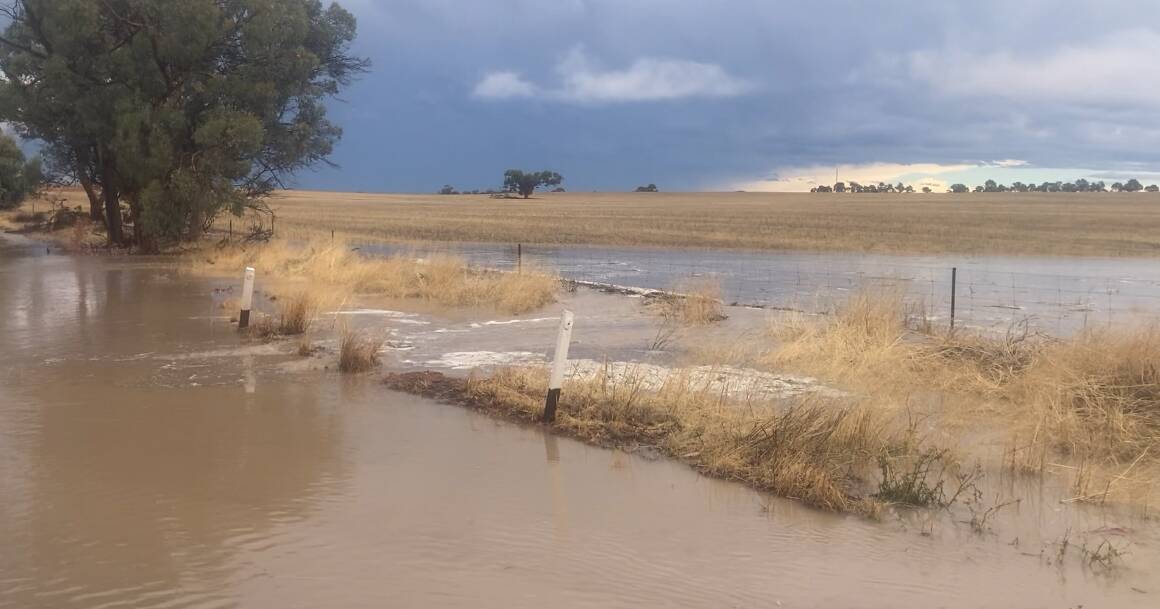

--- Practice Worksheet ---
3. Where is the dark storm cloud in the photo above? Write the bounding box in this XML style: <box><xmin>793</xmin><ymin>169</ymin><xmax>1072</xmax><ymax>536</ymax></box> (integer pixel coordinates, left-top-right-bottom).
<box><xmin>306</xmin><ymin>0</ymin><xmax>1160</xmax><ymax>192</ymax></box>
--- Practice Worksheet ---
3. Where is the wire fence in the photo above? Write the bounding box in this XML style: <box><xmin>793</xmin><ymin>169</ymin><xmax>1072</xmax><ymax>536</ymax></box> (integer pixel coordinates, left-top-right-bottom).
<box><xmin>358</xmin><ymin>241</ymin><xmax>1160</xmax><ymax>337</ymax></box>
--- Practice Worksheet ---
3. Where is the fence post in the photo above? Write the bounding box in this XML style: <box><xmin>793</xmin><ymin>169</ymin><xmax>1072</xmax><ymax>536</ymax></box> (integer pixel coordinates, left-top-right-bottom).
<box><xmin>950</xmin><ymin>267</ymin><xmax>957</xmax><ymax>331</ymax></box>
<box><xmin>238</xmin><ymin>266</ymin><xmax>255</xmax><ymax>329</ymax></box>
<box><xmin>542</xmin><ymin>310</ymin><xmax>575</xmax><ymax>423</ymax></box>
<box><xmin>229</xmin><ymin>218</ymin><xmax>232</xmax><ymax>240</ymax></box>
<box><xmin>517</xmin><ymin>243</ymin><xmax>523</xmax><ymax>274</ymax></box>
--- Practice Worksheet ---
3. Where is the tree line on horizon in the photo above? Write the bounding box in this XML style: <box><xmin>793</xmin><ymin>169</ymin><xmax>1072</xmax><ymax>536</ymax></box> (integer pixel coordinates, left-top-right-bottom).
<box><xmin>812</xmin><ymin>178</ymin><xmax>1160</xmax><ymax>194</ymax></box>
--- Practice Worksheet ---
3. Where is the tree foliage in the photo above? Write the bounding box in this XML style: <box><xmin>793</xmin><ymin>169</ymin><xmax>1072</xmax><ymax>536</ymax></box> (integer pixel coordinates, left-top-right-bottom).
<box><xmin>0</xmin><ymin>0</ymin><xmax>367</xmax><ymax>250</ymax></box>
<box><xmin>503</xmin><ymin>169</ymin><xmax>562</xmax><ymax>198</ymax></box>
<box><xmin>0</xmin><ymin>131</ymin><xmax>41</xmax><ymax>208</ymax></box>
<box><xmin>634</xmin><ymin>183</ymin><xmax>658</xmax><ymax>192</ymax></box>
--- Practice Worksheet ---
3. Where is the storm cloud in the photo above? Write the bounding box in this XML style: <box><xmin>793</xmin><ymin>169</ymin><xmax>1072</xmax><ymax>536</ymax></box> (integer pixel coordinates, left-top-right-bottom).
<box><xmin>310</xmin><ymin>0</ymin><xmax>1160</xmax><ymax>192</ymax></box>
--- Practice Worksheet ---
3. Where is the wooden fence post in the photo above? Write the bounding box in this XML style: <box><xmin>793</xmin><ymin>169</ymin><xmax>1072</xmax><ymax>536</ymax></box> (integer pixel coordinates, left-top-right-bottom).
<box><xmin>542</xmin><ymin>310</ymin><xmax>574</xmax><ymax>423</ymax></box>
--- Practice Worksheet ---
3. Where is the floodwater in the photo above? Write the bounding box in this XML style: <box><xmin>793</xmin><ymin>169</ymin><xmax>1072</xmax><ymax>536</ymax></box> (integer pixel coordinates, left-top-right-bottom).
<box><xmin>364</xmin><ymin>241</ymin><xmax>1160</xmax><ymax>335</ymax></box>
<box><xmin>2</xmin><ymin>234</ymin><xmax>1158</xmax><ymax>608</ymax></box>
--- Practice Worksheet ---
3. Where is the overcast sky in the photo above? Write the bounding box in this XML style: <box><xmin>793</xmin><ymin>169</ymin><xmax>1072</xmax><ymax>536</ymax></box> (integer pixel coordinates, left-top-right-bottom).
<box><xmin>304</xmin><ymin>0</ymin><xmax>1160</xmax><ymax>193</ymax></box>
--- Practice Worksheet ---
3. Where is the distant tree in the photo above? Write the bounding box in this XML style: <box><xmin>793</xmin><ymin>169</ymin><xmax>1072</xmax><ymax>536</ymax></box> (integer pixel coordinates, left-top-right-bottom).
<box><xmin>848</xmin><ymin>181</ymin><xmax>863</xmax><ymax>193</ymax></box>
<box><xmin>1011</xmin><ymin>182</ymin><xmax>1027</xmax><ymax>192</ymax></box>
<box><xmin>1092</xmin><ymin>181</ymin><xmax>1107</xmax><ymax>192</ymax></box>
<box><xmin>551</xmin><ymin>186</ymin><xmax>566</xmax><ymax>193</ymax></box>
<box><xmin>904</xmin><ymin>185</ymin><xmax>914</xmax><ymax>193</ymax></box>
<box><xmin>973</xmin><ymin>185</ymin><xmax>984</xmax><ymax>193</ymax></box>
<box><xmin>833</xmin><ymin>182</ymin><xmax>846</xmax><ymax>193</ymax></box>
<box><xmin>922</xmin><ymin>186</ymin><xmax>932</xmax><ymax>193</ymax></box>
<box><xmin>438</xmin><ymin>185</ymin><xmax>458</xmax><ymax>195</ymax></box>
<box><xmin>1112</xmin><ymin>182</ymin><xmax>1124</xmax><ymax>192</ymax></box>
<box><xmin>1074</xmin><ymin>178</ymin><xmax>1090</xmax><ymax>192</ymax></box>
<box><xmin>949</xmin><ymin>183</ymin><xmax>969</xmax><ymax>193</ymax></box>
<box><xmin>1061</xmin><ymin>182</ymin><xmax>1077</xmax><ymax>193</ymax></box>
<box><xmin>503</xmin><ymin>170</ymin><xmax>563</xmax><ymax>198</ymax></box>
<box><xmin>1125</xmin><ymin>178</ymin><xmax>1144</xmax><ymax>192</ymax></box>
<box><xmin>634</xmin><ymin>183</ymin><xmax>659</xmax><ymax>192</ymax></box>
<box><xmin>895</xmin><ymin>182</ymin><xmax>906</xmax><ymax>193</ymax></box>
<box><xmin>1147</xmin><ymin>185</ymin><xmax>1160</xmax><ymax>192</ymax></box>
<box><xmin>0</xmin><ymin>133</ymin><xmax>42</xmax><ymax>208</ymax></box>
<box><xmin>983</xmin><ymin>179</ymin><xmax>1000</xmax><ymax>193</ymax></box>
<box><xmin>815</xmin><ymin>185</ymin><xmax>833</xmax><ymax>193</ymax></box>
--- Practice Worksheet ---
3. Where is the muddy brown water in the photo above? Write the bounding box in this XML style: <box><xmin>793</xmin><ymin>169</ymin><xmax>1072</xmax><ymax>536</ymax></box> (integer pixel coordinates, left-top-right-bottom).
<box><xmin>1</xmin><ymin>235</ymin><xmax>1157</xmax><ymax>608</ymax></box>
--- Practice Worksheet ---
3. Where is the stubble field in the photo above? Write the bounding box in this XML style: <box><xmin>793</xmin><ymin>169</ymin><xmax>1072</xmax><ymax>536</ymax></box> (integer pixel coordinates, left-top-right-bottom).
<box><xmin>268</xmin><ymin>190</ymin><xmax>1160</xmax><ymax>257</ymax></box>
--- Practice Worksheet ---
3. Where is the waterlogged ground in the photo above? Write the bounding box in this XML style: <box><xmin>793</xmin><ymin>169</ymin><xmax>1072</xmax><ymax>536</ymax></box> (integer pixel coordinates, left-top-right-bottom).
<box><xmin>2</xmin><ymin>234</ymin><xmax>1159</xmax><ymax>608</ymax></box>
<box><xmin>363</xmin><ymin>241</ymin><xmax>1160</xmax><ymax>336</ymax></box>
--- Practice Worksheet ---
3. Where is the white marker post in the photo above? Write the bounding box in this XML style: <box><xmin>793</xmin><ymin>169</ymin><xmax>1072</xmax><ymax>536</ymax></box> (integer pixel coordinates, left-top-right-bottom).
<box><xmin>542</xmin><ymin>310</ymin><xmax>574</xmax><ymax>423</ymax></box>
<box><xmin>238</xmin><ymin>267</ymin><xmax>256</xmax><ymax>329</ymax></box>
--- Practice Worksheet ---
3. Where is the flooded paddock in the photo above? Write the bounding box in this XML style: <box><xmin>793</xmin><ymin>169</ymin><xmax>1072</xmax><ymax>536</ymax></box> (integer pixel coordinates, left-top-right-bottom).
<box><xmin>1</xmin><ymin>235</ymin><xmax>1158</xmax><ymax>608</ymax></box>
<box><xmin>363</xmin><ymin>241</ymin><xmax>1160</xmax><ymax>336</ymax></box>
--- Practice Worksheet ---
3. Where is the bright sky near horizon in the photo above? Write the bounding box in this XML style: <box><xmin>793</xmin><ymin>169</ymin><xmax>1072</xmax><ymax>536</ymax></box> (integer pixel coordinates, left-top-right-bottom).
<box><xmin>302</xmin><ymin>0</ymin><xmax>1160</xmax><ymax>193</ymax></box>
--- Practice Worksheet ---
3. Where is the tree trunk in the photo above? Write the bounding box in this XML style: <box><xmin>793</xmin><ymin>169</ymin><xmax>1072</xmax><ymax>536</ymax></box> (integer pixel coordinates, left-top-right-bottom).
<box><xmin>129</xmin><ymin>199</ymin><xmax>158</xmax><ymax>254</ymax></box>
<box><xmin>79</xmin><ymin>176</ymin><xmax>103</xmax><ymax>224</ymax></box>
<box><xmin>75</xmin><ymin>147</ymin><xmax>103</xmax><ymax>224</ymax></box>
<box><xmin>188</xmin><ymin>208</ymin><xmax>204</xmax><ymax>242</ymax></box>
<box><xmin>98</xmin><ymin>155</ymin><xmax>124</xmax><ymax>246</ymax></box>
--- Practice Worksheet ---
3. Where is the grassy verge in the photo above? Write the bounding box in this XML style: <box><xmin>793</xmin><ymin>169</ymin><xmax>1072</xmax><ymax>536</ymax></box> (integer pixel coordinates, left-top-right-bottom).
<box><xmin>190</xmin><ymin>238</ymin><xmax>559</xmax><ymax>315</ymax></box>
<box><xmin>384</xmin><ymin>365</ymin><xmax>966</xmax><ymax>515</ymax></box>
<box><xmin>766</xmin><ymin>291</ymin><xmax>1160</xmax><ymax>504</ymax></box>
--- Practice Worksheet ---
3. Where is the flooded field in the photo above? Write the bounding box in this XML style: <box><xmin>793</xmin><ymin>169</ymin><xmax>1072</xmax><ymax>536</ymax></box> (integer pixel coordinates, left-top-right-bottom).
<box><xmin>362</xmin><ymin>241</ymin><xmax>1160</xmax><ymax>336</ymax></box>
<box><xmin>2</xmin><ymin>234</ymin><xmax>1159</xmax><ymax>608</ymax></box>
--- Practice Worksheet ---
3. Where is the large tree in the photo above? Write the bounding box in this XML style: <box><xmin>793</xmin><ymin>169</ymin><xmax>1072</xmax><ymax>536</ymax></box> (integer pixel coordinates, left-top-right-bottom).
<box><xmin>503</xmin><ymin>169</ymin><xmax>562</xmax><ymax>198</ymax></box>
<box><xmin>0</xmin><ymin>0</ymin><xmax>367</xmax><ymax>251</ymax></box>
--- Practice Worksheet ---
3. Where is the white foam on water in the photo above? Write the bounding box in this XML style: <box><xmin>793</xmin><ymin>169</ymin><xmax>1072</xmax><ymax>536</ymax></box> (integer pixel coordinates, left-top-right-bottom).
<box><xmin>563</xmin><ymin>360</ymin><xmax>843</xmax><ymax>400</ymax></box>
<box><xmin>329</xmin><ymin>309</ymin><xmax>420</xmax><ymax>318</ymax></box>
<box><xmin>413</xmin><ymin>351</ymin><xmax>547</xmax><ymax>369</ymax></box>
<box><xmin>409</xmin><ymin>350</ymin><xmax>841</xmax><ymax>400</ymax></box>
<box><xmin>467</xmin><ymin>317</ymin><xmax>557</xmax><ymax>328</ymax></box>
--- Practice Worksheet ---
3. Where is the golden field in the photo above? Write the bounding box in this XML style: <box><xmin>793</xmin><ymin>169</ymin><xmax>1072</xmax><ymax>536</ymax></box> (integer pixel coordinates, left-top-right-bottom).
<box><xmin>269</xmin><ymin>190</ymin><xmax>1160</xmax><ymax>257</ymax></box>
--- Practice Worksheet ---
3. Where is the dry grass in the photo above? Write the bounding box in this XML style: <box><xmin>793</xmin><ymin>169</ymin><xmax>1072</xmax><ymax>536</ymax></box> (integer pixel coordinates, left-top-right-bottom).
<box><xmin>766</xmin><ymin>291</ymin><xmax>1160</xmax><ymax>503</ymax></box>
<box><xmin>649</xmin><ymin>277</ymin><xmax>726</xmax><ymax>326</ymax></box>
<box><xmin>276</xmin><ymin>291</ymin><xmax>316</xmax><ymax>335</ymax></box>
<box><xmin>338</xmin><ymin>327</ymin><xmax>382</xmax><ymax>373</ymax></box>
<box><xmin>383</xmin><ymin>365</ymin><xmax>954</xmax><ymax>515</ymax></box>
<box><xmin>264</xmin><ymin>190</ymin><xmax>1160</xmax><ymax>257</ymax></box>
<box><xmin>190</xmin><ymin>238</ymin><xmax>558</xmax><ymax>315</ymax></box>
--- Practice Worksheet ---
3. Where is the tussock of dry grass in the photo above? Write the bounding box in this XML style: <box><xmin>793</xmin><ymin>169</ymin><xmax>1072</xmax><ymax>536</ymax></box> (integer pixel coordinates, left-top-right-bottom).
<box><xmin>767</xmin><ymin>290</ymin><xmax>1160</xmax><ymax>502</ymax></box>
<box><xmin>1012</xmin><ymin>328</ymin><xmax>1160</xmax><ymax>462</ymax></box>
<box><xmin>192</xmin><ymin>239</ymin><xmax>557</xmax><ymax>315</ymax></box>
<box><xmin>339</xmin><ymin>327</ymin><xmax>382</xmax><ymax>373</ymax></box>
<box><xmin>277</xmin><ymin>291</ymin><xmax>316</xmax><ymax>335</ymax></box>
<box><xmin>385</xmin><ymin>365</ymin><xmax>928</xmax><ymax>514</ymax></box>
<box><xmin>646</xmin><ymin>277</ymin><xmax>726</xmax><ymax>329</ymax></box>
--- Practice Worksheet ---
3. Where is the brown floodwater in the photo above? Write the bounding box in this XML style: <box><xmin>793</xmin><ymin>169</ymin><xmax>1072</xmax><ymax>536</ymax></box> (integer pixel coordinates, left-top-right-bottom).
<box><xmin>1</xmin><ymin>234</ymin><xmax>1157</xmax><ymax>608</ymax></box>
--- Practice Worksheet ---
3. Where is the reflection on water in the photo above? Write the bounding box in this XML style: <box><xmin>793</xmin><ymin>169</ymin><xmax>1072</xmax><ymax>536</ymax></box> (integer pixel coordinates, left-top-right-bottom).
<box><xmin>1</xmin><ymin>235</ymin><xmax>1157</xmax><ymax>608</ymax></box>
